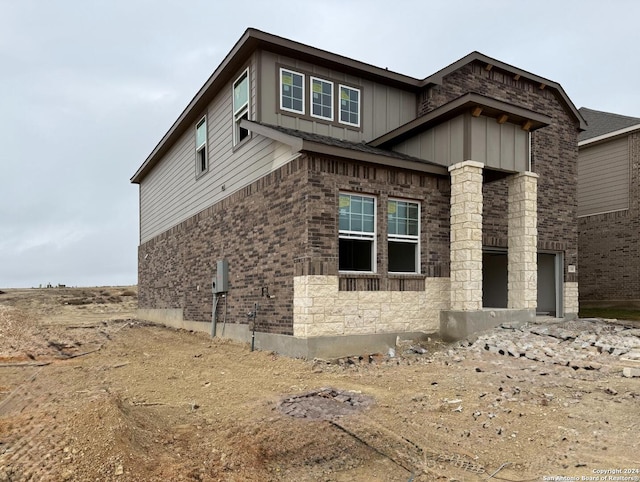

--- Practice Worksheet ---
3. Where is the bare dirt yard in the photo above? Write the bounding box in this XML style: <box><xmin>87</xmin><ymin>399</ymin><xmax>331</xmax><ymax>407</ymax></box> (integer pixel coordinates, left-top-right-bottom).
<box><xmin>1</xmin><ymin>287</ymin><xmax>639</xmax><ymax>481</ymax></box>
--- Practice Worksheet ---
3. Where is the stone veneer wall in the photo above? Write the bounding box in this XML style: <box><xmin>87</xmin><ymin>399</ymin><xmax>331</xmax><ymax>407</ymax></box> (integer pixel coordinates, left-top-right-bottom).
<box><xmin>579</xmin><ymin>133</ymin><xmax>640</xmax><ymax>303</ymax></box>
<box><xmin>448</xmin><ymin>161</ymin><xmax>483</xmax><ymax>311</ymax></box>
<box><xmin>564</xmin><ymin>282</ymin><xmax>579</xmax><ymax>315</ymax></box>
<box><xmin>508</xmin><ymin>172</ymin><xmax>538</xmax><ymax>310</ymax></box>
<box><xmin>293</xmin><ymin>275</ymin><xmax>450</xmax><ymax>336</ymax></box>
<box><xmin>420</xmin><ymin>61</ymin><xmax>580</xmax><ymax>290</ymax></box>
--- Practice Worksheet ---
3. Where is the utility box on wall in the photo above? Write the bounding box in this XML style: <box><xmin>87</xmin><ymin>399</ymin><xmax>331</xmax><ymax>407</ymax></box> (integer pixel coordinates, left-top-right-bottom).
<box><xmin>213</xmin><ymin>259</ymin><xmax>229</xmax><ymax>293</ymax></box>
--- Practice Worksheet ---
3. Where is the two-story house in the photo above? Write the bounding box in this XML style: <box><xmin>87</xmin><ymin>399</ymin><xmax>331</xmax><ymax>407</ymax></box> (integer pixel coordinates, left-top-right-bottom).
<box><xmin>578</xmin><ymin>107</ymin><xmax>640</xmax><ymax>309</ymax></box>
<box><xmin>131</xmin><ymin>29</ymin><xmax>585</xmax><ymax>358</ymax></box>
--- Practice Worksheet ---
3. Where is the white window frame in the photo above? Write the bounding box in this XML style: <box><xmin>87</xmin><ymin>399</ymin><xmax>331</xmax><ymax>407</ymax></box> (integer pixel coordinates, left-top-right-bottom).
<box><xmin>338</xmin><ymin>84</ymin><xmax>360</xmax><ymax>127</ymax></box>
<box><xmin>387</xmin><ymin>198</ymin><xmax>420</xmax><ymax>274</ymax></box>
<box><xmin>338</xmin><ymin>193</ymin><xmax>377</xmax><ymax>273</ymax></box>
<box><xmin>280</xmin><ymin>68</ymin><xmax>305</xmax><ymax>115</ymax></box>
<box><xmin>195</xmin><ymin>115</ymin><xmax>208</xmax><ymax>176</ymax></box>
<box><xmin>310</xmin><ymin>76</ymin><xmax>333</xmax><ymax>121</ymax></box>
<box><xmin>233</xmin><ymin>68</ymin><xmax>250</xmax><ymax>146</ymax></box>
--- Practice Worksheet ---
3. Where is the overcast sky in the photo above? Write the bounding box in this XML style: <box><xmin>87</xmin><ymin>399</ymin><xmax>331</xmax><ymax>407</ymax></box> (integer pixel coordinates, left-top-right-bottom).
<box><xmin>1</xmin><ymin>0</ymin><xmax>639</xmax><ymax>288</ymax></box>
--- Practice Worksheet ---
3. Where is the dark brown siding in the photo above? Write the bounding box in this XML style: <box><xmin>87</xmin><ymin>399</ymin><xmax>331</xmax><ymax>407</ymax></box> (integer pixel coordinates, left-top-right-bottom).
<box><xmin>579</xmin><ymin>133</ymin><xmax>640</xmax><ymax>301</ymax></box>
<box><xmin>420</xmin><ymin>61</ymin><xmax>580</xmax><ymax>281</ymax></box>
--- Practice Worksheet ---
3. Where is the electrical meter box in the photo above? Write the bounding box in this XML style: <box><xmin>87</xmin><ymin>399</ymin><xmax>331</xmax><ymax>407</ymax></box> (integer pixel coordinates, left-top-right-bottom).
<box><xmin>212</xmin><ymin>259</ymin><xmax>229</xmax><ymax>293</ymax></box>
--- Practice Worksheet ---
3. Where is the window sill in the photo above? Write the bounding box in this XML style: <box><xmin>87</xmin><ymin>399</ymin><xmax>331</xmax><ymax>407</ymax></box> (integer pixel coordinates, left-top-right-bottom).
<box><xmin>195</xmin><ymin>168</ymin><xmax>209</xmax><ymax>180</ymax></box>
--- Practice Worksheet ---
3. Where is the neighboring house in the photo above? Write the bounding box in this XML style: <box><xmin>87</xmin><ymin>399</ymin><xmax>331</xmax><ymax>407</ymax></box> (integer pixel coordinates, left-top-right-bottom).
<box><xmin>131</xmin><ymin>29</ymin><xmax>585</xmax><ymax>358</ymax></box>
<box><xmin>578</xmin><ymin>107</ymin><xmax>640</xmax><ymax>308</ymax></box>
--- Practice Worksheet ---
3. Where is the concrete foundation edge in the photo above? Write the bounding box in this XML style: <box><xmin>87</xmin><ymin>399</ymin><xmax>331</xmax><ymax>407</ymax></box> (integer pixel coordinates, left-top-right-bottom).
<box><xmin>440</xmin><ymin>308</ymin><xmax>535</xmax><ymax>341</ymax></box>
<box><xmin>137</xmin><ymin>308</ymin><xmax>432</xmax><ymax>359</ymax></box>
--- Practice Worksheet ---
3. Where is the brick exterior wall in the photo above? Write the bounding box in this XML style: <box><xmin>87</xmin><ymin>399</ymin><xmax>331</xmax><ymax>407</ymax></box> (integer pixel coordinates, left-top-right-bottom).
<box><xmin>420</xmin><ymin>61</ymin><xmax>581</xmax><ymax>283</ymax></box>
<box><xmin>138</xmin><ymin>58</ymin><xmax>582</xmax><ymax>335</ymax></box>
<box><xmin>138</xmin><ymin>154</ymin><xmax>449</xmax><ymax>335</ymax></box>
<box><xmin>138</xmin><ymin>158</ymin><xmax>309</xmax><ymax>335</ymax></box>
<box><xmin>579</xmin><ymin>133</ymin><xmax>640</xmax><ymax>301</ymax></box>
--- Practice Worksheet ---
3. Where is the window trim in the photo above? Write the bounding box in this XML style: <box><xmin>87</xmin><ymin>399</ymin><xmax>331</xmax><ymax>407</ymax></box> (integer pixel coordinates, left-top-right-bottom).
<box><xmin>338</xmin><ymin>84</ymin><xmax>361</xmax><ymax>127</ymax></box>
<box><xmin>279</xmin><ymin>68</ymin><xmax>305</xmax><ymax>115</ymax></box>
<box><xmin>195</xmin><ymin>115</ymin><xmax>208</xmax><ymax>177</ymax></box>
<box><xmin>387</xmin><ymin>198</ymin><xmax>420</xmax><ymax>274</ymax></box>
<box><xmin>338</xmin><ymin>192</ymin><xmax>377</xmax><ymax>273</ymax></box>
<box><xmin>310</xmin><ymin>76</ymin><xmax>333</xmax><ymax>121</ymax></box>
<box><xmin>233</xmin><ymin>68</ymin><xmax>250</xmax><ymax>146</ymax></box>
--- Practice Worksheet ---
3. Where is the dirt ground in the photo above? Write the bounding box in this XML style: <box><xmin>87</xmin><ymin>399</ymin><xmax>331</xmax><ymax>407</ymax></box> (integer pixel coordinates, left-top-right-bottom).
<box><xmin>1</xmin><ymin>288</ymin><xmax>639</xmax><ymax>482</ymax></box>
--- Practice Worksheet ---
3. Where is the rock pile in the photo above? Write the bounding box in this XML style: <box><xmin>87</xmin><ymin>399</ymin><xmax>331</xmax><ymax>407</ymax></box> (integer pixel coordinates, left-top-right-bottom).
<box><xmin>277</xmin><ymin>388</ymin><xmax>373</xmax><ymax>420</ymax></box>
<box><xmin>469</xmin><ymin>318</ymin><xmax>640</xmax><ymax>372</ymax></box>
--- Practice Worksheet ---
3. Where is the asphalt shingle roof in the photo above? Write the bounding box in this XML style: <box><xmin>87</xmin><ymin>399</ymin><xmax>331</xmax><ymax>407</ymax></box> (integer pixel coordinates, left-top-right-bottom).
<box><xmin>258</xmin><ymin>123</ymin><xmax>442</xmax><ymax>167</ymax></box>
<box><xmin>579</xmin><ymin>107</ymin><xmax>640</xmax><ymax>142</ymax></box>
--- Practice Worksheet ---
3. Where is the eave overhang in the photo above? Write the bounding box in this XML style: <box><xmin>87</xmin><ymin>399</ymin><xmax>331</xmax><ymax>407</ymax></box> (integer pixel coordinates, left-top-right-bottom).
<box><xmin>578</xmin><ymin>123</ymin><xmax>640</xmax><ymax>147</ymax></box>
<box><xmin>369</xmin><ymin>92</ymin><xmax>553</xmax><ymax>149</ymax></box>
<box><xmin>423</xmin><ymin>51</ymin><xmax>587</xmax><ymax>132</ymax></box>
<box><xmin>242</xmin><ymin>120</ymin><xmax>448</xmax><ymax>177</ymax></box>
<box><xmin>131</xmin><ymin>30</ymin><xmax>585</xmax><ymax>184</ymax></box>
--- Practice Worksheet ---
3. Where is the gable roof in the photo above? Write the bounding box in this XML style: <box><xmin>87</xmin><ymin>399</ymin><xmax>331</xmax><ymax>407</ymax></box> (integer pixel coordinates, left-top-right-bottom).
<box><xmin>131</xmin><ymin>29</ymin><xmax>585</xmax><ymax>183</ymax></box>
<box><xmin>578</xmin><ymin>107</ymin><xmax>640</xmax><ymax>144</ymax></box>
<box><xmin>241</xmin><ymin>120</ymin><xmax>448</xmax><ymax>176</ymax></box>
<box><xmin>369</xmin><ymin>92</ymin><xmax>553</xmax><ymax>149</ymax></box>
<box><xmin>425</xmin><ymin>51</ymin><xmax>586</xmax><ymax>132</ymax></box>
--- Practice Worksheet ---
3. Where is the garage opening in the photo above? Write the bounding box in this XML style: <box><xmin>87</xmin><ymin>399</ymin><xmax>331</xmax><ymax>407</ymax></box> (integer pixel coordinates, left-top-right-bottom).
<box><xmin>483</xmin><ymin>249</ymin><xmax>508</xmax><ymax>308</ymax></box>
<box><xmin>537</xmin><ymin>252</ymin><xmax>562</xmax><ymax>317</ymax></box>
<box><xmin>482</xmin><ymin>249</ymin><xmax>563</xmax><ymax>316</ymax></box>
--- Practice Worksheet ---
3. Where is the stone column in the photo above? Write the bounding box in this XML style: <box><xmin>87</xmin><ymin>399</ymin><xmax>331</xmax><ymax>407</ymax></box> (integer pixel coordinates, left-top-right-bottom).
<box><xmin>508</xmin><ymin>172</ymin><xmax>538</xmax><ymax>310</ymax></box>
<box><xmin>449</xmin><ymin>161</ymin><xmax>484</xmax><ymax>311</ymax></box>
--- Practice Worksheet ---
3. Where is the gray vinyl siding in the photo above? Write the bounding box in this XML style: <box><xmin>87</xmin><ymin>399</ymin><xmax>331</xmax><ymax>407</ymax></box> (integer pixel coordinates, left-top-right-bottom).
<box><xmin>391</xmin><ymin>114</ymin><xmax>528</xmax><ymax>171</ymax></box>
<box><xmin>139</xmin><ymin>55</ymin><xmax>297</xmax><ymax>243</ymax></box>
<box><xmin>578</xmin><ymin>136</ymin><xmax>629</xmax><ymax>217</ymax></box>
<box><xmin>258</xmin><ymin>50</ymin><xmax>416</xmax><ymax>142</ymax></box>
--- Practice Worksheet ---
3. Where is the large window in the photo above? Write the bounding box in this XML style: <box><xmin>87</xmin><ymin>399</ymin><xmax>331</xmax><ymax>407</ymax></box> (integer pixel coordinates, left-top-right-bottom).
<box><xmin>339</xmin><ymin>193</ymin><xmax>376</xmax><ymax>272</ymax></box>
<box><xmin>195</xmin><ymin>116</ymin><xmax>207</xmax><ymax>176</ymax></box>
<box><xmin>280</xmin><ymin>68</ymin><xmax>304</xmax><ymax>114</ymax></box>
<box><xmin>387</xmin><ymin>199</ymin><xmax>420</xmax><ymax>273</ymax></box>
<box><xmin>339</xmin><ymin>84</ymin><xmax>360</xmax><ymax>127</ymax></box>
<box><xmin>233</xmin><ymin>69</ymin><xmax>249</xmax><ymax>145</ymax></box>
<box><xmin>310</xmin><ymin>77</ymin><xmax>333</xmax><ymax>121</ymax></box>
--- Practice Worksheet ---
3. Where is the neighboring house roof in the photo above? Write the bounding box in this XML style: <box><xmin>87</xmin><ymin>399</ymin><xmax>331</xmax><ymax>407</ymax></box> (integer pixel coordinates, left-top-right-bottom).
<box><xmin>131</xmin><ymin>28</ymin><xmax>585</xmax><ymax>184</ymax></box>
<box><xmin>579</xmin><ymin>107</ymin><xmax>640</xmax><ymax>144</ymax></box>
<box><xmin>241</xmin><ymin>120</ymin><xmax>448</xmax><ymax>176</ymax></box>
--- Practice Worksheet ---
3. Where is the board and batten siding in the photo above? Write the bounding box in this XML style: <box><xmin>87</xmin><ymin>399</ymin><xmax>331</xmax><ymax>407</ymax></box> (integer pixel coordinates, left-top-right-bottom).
<box><xmin>139</xmin><ymin>56</ymin><xmax>297</xmax><ymax>243</ymax></box>
<box><xmin>258</xmin><ymin>50</ymin><xmax>417</xmax><ymax>142</ymax></box>
<box><xmin>391</xmin><ymin>114</ymin><xmax>528</xmax><ymax>172</ymax></box>
<box><xmin>578</xmin><ymin>136</ymin><xmax>629</xmax><ymax>217</ymax></box>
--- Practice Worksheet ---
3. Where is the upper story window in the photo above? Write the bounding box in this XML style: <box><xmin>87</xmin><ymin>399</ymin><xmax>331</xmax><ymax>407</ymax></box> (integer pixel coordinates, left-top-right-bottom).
<box><xmin>233</xmin><ymin>69</ymin><xmax>250</xmax><ymax>145</ymax></box>
<box><xmin>195</xmin><ymin>116</ymin><xmax>207</xmax><ymax>176</ymax></box>
<box><xmin>387</xmin><ymin>199</ymin><xmax>420</xmax><ymax>273</ymax></box>
<box><xmin>310</xmin><ymin>77</ymin><xmax>333</xmax><ymax>121</ymax></box>
<box><xmin>280</xmin><ymin>68</ymin><xmax>305</xmax><ymax>114</ymax></box>
<box><xmin>339</xmin><ymin>84</ymin><xmax>360</xmax><ymax>127</ymax></box>
<box><xmin>339</xmin><ymin>193</ymin><xmax>376</xmax><ymax>272</ymax></box>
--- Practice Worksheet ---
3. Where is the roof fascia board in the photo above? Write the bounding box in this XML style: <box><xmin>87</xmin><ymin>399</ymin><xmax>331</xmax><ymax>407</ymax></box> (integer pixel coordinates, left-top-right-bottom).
<box><xmin>579</xmin><ymin>123</ymin><xmax>640</xmax><ymax>147</ymax></box>
<box><xmin>249</xmin><ymin>29</ymin><xmax>422</xmax><ymax>90</ymax></box>
<box><xmin>131</xmin><ymin>30</ymin><xmax>259</xmax><ymax>183</ymax></box>
<box><xmin>241</xmin><ymin>119</ymin><xmax>303</xmax><ymax>151</ymax></box>
<box><xmin>243</xmin><ymin>119</ymin><xmax>446</xmax><ymax>176</ymax></box>
<box><xmin>300</xmin><ymin>140</ymin><xmax>448</xmax><ymax>176</ymax></box>
<box><xmin>421</xmin><ymin>51</ymin><xmax>587</xmax><ymax>131</ymax></box>
<box><xmin>369</xmin><ymin>92</ymin><xmax>552</xmax><ymax>148</ymax></box>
